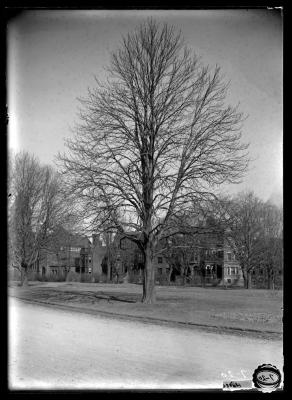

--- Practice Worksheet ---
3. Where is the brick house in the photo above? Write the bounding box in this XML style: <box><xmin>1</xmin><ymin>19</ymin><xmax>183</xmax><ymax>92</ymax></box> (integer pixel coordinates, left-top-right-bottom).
<box><xmin>21</xmin><ymin>231</ymin><xmax>107</xmax><ymax>282</ymax></box>
<box><xmin>112</xmin><ymin>229</ymin><xmax>243</xmax><ymax>287</ymax></box>
<box><xmin>36</xmin><ymin>233</ymin><xmax>92</xmax><ymax>279</ymax></box>
<box><xmin>11</xmin><ymin>226</ymin><xmax>243</xmax><ymax>287</ymax></box>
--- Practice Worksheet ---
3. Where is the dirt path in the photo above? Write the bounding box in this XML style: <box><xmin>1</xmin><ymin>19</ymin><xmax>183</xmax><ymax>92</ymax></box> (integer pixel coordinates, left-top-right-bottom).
<box><xmin>9</xmin><ymin>298</ymin><xmax>283</xmax><ymax>390</ymax></box>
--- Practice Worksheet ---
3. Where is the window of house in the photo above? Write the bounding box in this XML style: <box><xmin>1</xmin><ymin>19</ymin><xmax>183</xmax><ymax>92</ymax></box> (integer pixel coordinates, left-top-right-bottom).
<box><xmin>158</xmin><ymin>257</ymin><xmax>163</xmax><ymax>264</ymax></box>
<box><xmin>158</xmin><ymin>268</ymin><xmax>163</xmax><ymax>275</ymax></box>
<box><xmin>75</xmin><ymin>257</ymin><xmax>80</xmax><ymax>267</ymax></box>
<box><xmin>227</xmin><ymin>252</ymin><xmax>232</xmax><ymax>261</ymax></box>
<box><xmin>70</xmin><ymin>247</ymin><xmax>81</xmax><ymax>252</ymax></box>
<box><xmin>205</xmin><ymin>265</ymin><xmax>212</xmax><ymax>275</ymax></box>
<box><xmin>217</xmin><ymin>250</ymin><xmax>223</xmax><ymax>258</ymax></box>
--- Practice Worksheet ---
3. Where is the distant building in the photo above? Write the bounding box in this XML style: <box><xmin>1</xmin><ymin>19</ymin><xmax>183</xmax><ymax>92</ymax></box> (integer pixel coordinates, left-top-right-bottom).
<box><xmin>113</xmin><ymin>229</ymin><xmax>244</xmax><ymax>287</ymax></box>
<box><xmin>10</xmin><ymin>226</ymin><xmax>243</xmax><ymax>287</ymax></box>
<box><xmin>19</xmin><ymin>231</ymin><xmax>105</xmax><ymax>281</ymax></box>
<box><xmin>34</xmin><ymin>233</ymin><xmax>92</xmax><ymax>279</ymax></box>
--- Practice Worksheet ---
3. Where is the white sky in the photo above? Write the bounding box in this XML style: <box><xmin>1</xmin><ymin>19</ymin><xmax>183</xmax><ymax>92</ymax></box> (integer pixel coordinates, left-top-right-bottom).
<box><xmin>7</xmin><ymin>9</ymin><xmax>283</xmax><ymax>203</ymax></box>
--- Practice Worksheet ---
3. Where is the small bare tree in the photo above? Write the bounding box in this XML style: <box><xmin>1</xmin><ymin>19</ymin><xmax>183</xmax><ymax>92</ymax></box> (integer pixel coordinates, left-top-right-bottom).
<box><xmin>9</xmin><ymin>152</ymin><xmax>79</xmax><ymax>286</ymax></box>
<box><xmin>161</xmin><ymin>229</ymin><xmax>199</xmax><ymax>285</ymax></box>
<box><xmin>213</xmin><ymin>192</ymin><xmax>266</xmax><ymax>288</ymax></box>
<box><xmin>258</xmin><ymin>202</ymin><xmax>283</xmax><ymax>289</ymax></box>
<box><xmin>59</xmin><ymin>20</ymin><xmax>248</xmax><ymax>303</ymax></box>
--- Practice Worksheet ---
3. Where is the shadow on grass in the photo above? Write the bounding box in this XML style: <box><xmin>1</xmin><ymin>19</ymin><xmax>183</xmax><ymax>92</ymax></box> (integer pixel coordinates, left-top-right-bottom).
<box><xmin>94</xmin><ymin>293</ymin><xmax>138</xmax><ymax>304</ymax></box>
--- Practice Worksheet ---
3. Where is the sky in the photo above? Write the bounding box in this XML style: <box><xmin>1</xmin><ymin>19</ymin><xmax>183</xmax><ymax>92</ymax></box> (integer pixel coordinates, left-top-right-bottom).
<box><xmin>7</xmin><ymin>9</ymin><xmax>283</xmax><ymax>204</ymax></box>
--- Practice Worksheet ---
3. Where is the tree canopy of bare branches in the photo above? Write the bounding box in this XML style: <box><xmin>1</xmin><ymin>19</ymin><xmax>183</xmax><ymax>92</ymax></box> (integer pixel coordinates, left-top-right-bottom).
<box><xmin>258</xmin><ymin>201</ymin><xmax>283</xmax><ymax>289</ymax></box>
<box><xmin>59</xmin><ymin>19</ymin><xmax>249</xmax><ymax>303</ymax></box>
<box><xmin>9</xmin><ymin>151</ymin><xmax>79</xmax><ymax>285</ymax></box>
<box><xmin>210</xmin><ymin>192</ymin><xmax>283</xmax><ymax>289</ymax></box>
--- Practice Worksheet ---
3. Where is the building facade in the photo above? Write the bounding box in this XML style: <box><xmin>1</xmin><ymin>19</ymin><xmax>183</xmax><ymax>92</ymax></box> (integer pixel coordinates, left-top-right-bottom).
<box><xmin>11</xmin><ymin>227</ymin><xmax>243</xmax><ymax>287</ymax></box>
<box><xmin>113</xmin><ymin>230</ymin><xmax>243</xmax><ymax>287</ymax></box>
<box><xmin>36</xmin><ymin>234</ymin><xmax>92</xmax><ymax>279</ymax></box>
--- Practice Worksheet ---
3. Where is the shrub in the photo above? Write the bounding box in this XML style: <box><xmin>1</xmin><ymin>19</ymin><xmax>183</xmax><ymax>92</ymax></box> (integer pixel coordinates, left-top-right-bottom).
<box><xmin>155</xmin><ymin>275</ymin><xmax>169</xmax><ymax>286</ymax></box>
<box><xmin>37</xmin><ymin>274</ymin><xmax>48</xmax><ymax>282</ymax></box>
<box><xmin>65</xmin><ymin>271</ymin><xmax>80</xmax><ymax>282</ymax></box>
<box><xmin>91</xmin><ymin>272</ymin><xmax>101</xmax><ymax>283</ymax></box>
<box><xmin>49</xmin><ymin>274</ymin><xmax>66</xmax><ymax>282</ymax></box>
<box><xmin>8</xmin><ymin>268</ymin><xmax>21</xmax><ymax>281</ymax></box>
<box><xmin>175</xmin><ymin>276</ymin><xmax>184</xmax><ymax>286</ymax></box>
<box><xmin>80</xmin><ymin>273</ymin><xmax>92</xmax><ymax>283</ymax></box>
<box><xmin>27</xmin><ymin>271</ymin><xmax>51</xmax><ymax>281</ymax></box>
<box><xmin>128</xmin><ymin>272</ymin><xmax>142</xmax><ymax>284</ymax></box>
<box><xmin>99</xmin><ymin>273</ymin><xmax>108</xmax><ymax>283</ymax></box>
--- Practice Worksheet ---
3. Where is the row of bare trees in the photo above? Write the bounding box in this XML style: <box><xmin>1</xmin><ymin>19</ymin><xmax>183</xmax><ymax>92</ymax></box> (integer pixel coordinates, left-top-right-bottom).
<box><xmin>206</xmin><ymin>192</ymin><xmax>283</xmax><ymax>289</ymax></box>
<box><xmin>100</xmin><ymin>192</ymin><xmax>282</xmax><ymax>290</ymax></box>
<box><xmin>8</xmin><ymin>151</ymin><xmax>79</xmax><ymax>285</ymax></box>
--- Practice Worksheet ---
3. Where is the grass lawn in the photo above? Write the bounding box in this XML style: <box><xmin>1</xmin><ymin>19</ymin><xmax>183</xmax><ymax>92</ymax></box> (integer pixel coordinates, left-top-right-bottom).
<box><xmin>9</xmin><ymin>281</ymin><xmax>283</xmax><ymax>337</ymax></box>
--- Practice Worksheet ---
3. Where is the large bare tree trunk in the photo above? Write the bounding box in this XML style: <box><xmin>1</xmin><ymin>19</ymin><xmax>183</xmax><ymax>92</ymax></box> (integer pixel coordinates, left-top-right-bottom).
<box><xmin>142</xmin><ymin>248</ymin><xmax>156</xmax><ymax>304</ymax></box>
<box><xmin>267</xmin><ymin>269</ymin><xmax>275</xmax><ymax>290</ymax></box>
<box><xmin>182</xmin><ymin>268</ymin><xmax>186</xmax><ymax>286</ymax></box>
<box><xmin>243</xmin><ymin>269</ymin><xmax>252</xmax><ymax>289</ymax></box>
<box><xmin>107</xmin><ymin>260</ymin><xmax>111</xmax><ymax>283</ymax></box>
<box><xmin>267</xmin><ymin>269</ymin><xmax>271</xmax><ymax>290</ymax></box>
<box><xmin>106</xmin><ymin>233</ymin><xmax>112</xmax><ymax>283</ymax></box>
<box><xmin>168</xmin><ymin>266</ymin><xmax>173</xmax><ymax>285</ymax></box>
<box><xmin>20</xmin><ymin>263</ymin><xmax>28</xmax><ymax>287</ymax></box>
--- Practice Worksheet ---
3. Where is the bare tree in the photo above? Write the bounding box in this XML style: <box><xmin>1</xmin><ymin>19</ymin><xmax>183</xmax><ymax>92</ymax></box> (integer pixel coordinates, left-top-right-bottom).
<box><xmin>161</xmin><ymin>231</ymin><xmax>198</xmax><ymax>285</ymax></box>
<box><xmin>59</xmin><ymin>20</ymin><xmax>248</xmax><ymax>303</ymax></box>
<box><xmin>258</xmin><ymin>202</ymin><xmax>283</xmax><ymax>289</ymax></box>
<box><xmin>213</xmin><ymin>192</ymin><xmax>267</xmax><ymax>289</ymax></box>
<box><xmin>9</xmin><ymin>152</ymin><xmax>79</xmax><ymax>286</ymax></box>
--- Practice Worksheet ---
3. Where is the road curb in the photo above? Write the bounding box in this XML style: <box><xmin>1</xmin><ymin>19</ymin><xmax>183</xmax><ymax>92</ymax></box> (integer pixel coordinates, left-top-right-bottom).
<box><xmin>10</xmin><ymin>295</ymin><xmax>282</xmax><ymax>339</ymax></box>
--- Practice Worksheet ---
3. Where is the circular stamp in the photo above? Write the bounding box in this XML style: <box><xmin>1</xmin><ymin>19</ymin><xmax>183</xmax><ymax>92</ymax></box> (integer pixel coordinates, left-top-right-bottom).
<box><xmin>252</xmin><ymin>364</ymin><xmax>282</xmax><ymax>391</ymax></box>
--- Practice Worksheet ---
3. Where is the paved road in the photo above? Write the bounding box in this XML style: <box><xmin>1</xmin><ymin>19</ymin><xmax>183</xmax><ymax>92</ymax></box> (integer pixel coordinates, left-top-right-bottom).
<box><xmin>9</xmin><ymin>298</ymin><xmax>283</xmax><ymax>390</ymax></box>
